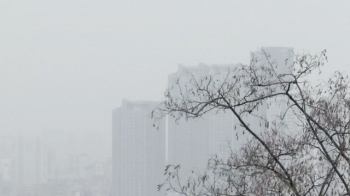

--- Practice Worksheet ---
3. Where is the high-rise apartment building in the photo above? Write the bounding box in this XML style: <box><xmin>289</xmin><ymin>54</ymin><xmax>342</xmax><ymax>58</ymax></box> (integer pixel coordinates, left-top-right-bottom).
<box><xmin>167</xmin><ymin>64</ymin><xmax>237</xmax><ymax>174</ymax></box>
<box><xmin>167</xmin><ymin>47</ymin><xmax>295</xmax><ymax>175</ymax></box>
<box><xmin>232</xmin><ymin>48</ymin><xmax>296</xmax><ymax>145</ymax></box>
<box><xmin>0</xmin><ymin>137</ymin><xmax>19</xmax><ymax>185</ymax></box>
<box><xmin>112</xmin><ymin>99</ymin><xmax>165</xmax><ymax>196</ymax></box>
<box><xmin>251</xmin><ymin>47</ymin><xmax>296</xmax><ymax>131</ymax></box>
<box><xmin>0</xmin><ymin>136</ymin><xmax>48</xmax><ymax>187</ymax></box>
<box><xmin>251</xmin><ymin>47</ymin><xmax>294</xmax><ymax>92</ymax></box>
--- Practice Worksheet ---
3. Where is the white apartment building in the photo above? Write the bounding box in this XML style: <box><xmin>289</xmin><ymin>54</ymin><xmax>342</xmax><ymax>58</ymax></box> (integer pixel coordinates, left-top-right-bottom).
<box><xmin>167</xmin><ymin>64</ymin><xmax>237</xmax><ymax>175</ymax></box>
<box><xmin>112</xmin><ymin>99</ymin><xmax>165</xmax><ymax>196</ymax></box>
<box><xmin>0</xmin><ymin>136</ymin><xmax>48</xmax><ymax>187</ymax></box>
<box><xmin>167</xmin><ymin>47</ymin><xmax>295</xmax><ymax>175</ymax></box>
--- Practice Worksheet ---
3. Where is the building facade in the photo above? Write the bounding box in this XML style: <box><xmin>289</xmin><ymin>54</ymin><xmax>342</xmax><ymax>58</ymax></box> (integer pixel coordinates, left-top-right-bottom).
<box><xmin>167</xmin><ymin>64</ymin><xmax>237</xmax><ymax>174</ymax></box>
<box><xmin>0</xmin><ymin>136</ymin><xmax>48</xmax><ymax>188</ymax></box>
<box><xmin>112</xmin><ymin>99</ymin><xmax>165</xmax><ymax>196</ymax></box>
<box><xmin>167</xmin><ymin>47</ymin><xmax>295</xmax><ymax>174</ymax></box>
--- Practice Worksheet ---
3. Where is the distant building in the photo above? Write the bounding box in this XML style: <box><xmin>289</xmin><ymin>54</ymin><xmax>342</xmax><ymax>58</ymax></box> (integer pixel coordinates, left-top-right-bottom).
<box><xmin>86</xmin><ymin>162</ymin><xmax>104</xmax><ymax>177</ymax></box>
<box><xmin>167</xmin><ymin>47</ymin><xmax>296</xmax><ymax>175</ymax></box>
<box><xmin>0</xmin><ymin>136</ymin><xmax>48</xmax><ymax>187</ymax></box>
<box><xmin>251</xmin><ymin>47</ymin><xmax>296</xmax><ymax>132</ymax></box>
<box><xmin>42</xmin><ymin>129</ymin><xmax>83</xmax><ymax>179</ymax></box>
<box><xmin>33</xmin><ymin>180</ymin><xmax>69</xmax><ymax>196</ymax></box>
<box><xmin>112</xmin><ymin>99</ymin><xmax>166</xmax><ymax>196</ymax></box>
<box><xmin>251</xmin><ymin>47</ymin><xmax>294</xmax><ymax>74</ymax></box>
<box><xmin>0</xmin><ymin>136</ymin><xmax>20</xmax><ymax>186</ymax></box>
<box><xmin>62</xmin><ymin>153</ymin><xmax>91</xmax><ymax>180</ymax></box>
<box><xmin>47</xmin><ymin>147</ymin><xmax>56</xmax><ymax>180</ymax></box>
<box><xmin>0</xmin><ymin>157</ymin><xmax>12</xmax><ymax>183</ymax></box>
<box><xmin>75</xmin><ymin>153</ymin><xmax>90</xmax><ymax>179</ymax></box>
<box><xmin>23</xmin><ymin>137</ymin><xmax>48</xmax><ymax>186</ymax></box>
<box><xmin>167</xmin><ymin>64</ymin><xmax>237</xmax><ymax>174</ymax></box>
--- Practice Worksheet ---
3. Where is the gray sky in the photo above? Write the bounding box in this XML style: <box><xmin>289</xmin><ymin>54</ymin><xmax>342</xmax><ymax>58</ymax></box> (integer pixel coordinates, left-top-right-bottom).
<box><xmin>1</xmin><ymin>1</ymin><xmax>350</xmax><ymax>160</ymax></box>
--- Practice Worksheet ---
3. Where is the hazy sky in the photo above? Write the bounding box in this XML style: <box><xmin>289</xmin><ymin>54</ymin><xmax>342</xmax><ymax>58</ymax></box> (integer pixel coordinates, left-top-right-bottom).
<box><xmin>1</xmin><ymin>1</ymin><xmax>350</xmax><ymax>160</ymax></box>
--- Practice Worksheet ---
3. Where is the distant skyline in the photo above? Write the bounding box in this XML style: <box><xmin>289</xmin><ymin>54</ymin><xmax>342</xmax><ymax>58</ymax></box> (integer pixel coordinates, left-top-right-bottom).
<box><xmin>1</xmin><ymin>1</ymin><xmax>350</xmax><ymax>162</ymax></box>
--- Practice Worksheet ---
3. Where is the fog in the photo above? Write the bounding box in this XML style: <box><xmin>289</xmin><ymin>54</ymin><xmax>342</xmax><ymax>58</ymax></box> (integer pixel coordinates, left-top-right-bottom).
<box><xmin>1</xmin><ymin>1</ymin><xmax>350</xmax><ymax>195</ymax></box>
